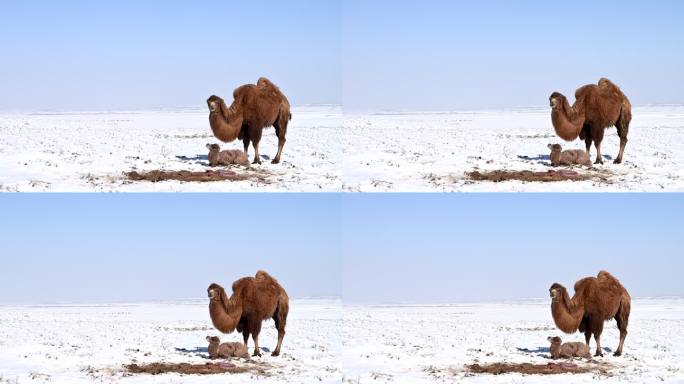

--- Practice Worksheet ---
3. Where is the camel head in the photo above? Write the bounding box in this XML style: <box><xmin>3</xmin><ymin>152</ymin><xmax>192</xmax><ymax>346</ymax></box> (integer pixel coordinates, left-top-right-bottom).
<box><xmin>206</xmin><ymin>335</ymin><xmax>220</xmax><ymax>345</ymax></box>
<box><xmin>547</xmin><ymin>336</ymin><xmax>562</xmax><ymax>345</ymax></box>
<box><xmin>207</xmin><ymin>95</ymin><xmax>224</xmax><ymax>114</ymax></box>
<box><xmin>206</xmin><ymin>143</ymin><xmax>220</xmax><ymax>152</ymax></box>
<box><xmin>549</xmin><ymin>92</ymin><xmax>565</xmax><ymax>110</ymax></box>
<box><xmin>549</xmin><ymin>283</ymin><xmax>565</xmax><ymax>302</ymax></box>
<box><xmin>207</xmin><ymin>283</ymin><xmax>224</xmax><ymax>301</ymax></box>
<box><xmin>548</xmin><ymin>143</ymin><xmax>562</xmax><ymax>152</ymax></box>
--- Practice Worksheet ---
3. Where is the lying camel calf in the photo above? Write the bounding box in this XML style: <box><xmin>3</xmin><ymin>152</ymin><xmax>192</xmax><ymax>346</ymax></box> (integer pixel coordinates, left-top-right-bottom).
<box><xmin>548</xmin><ymin>144</ymin><xmax>591</xmax><ymax>166</ymax></box>
<box><xmin>548</xmin><ymin>336</ymin><xmax>591</xmax><ymax>359</ymax></box>
<box><xmin>206</xmin><ymin>143</ymin><xmax>249</xmax><ymax>166</ymax></box>
<box><xmin>206</xmin><ymin>336</ymin><xmax>250</xmax><ymax>359</ymax></box>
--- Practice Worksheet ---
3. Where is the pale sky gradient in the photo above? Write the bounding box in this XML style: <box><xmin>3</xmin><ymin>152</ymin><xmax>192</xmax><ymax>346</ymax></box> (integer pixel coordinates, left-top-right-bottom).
<box><xmin>0</xmin><ymin>194</ymin><xmax>342</xmax><ymax>303</ymax></box>
<box><xmin>343</xmin><ymin>0</ymin><xmax>684</xmax><ymax>110</ymax></box>
<box><xmin>0</xmin><ymin>1</ymin><xmax>341</xmax><ymax>110</ymax></box>
<box><xmin>0</xmin><ymin>194</ymin><xmax>682</xmax><ymax>304</ymax></box>
<box><xmin>341</xmin><ymin>194</ymin><xmax>684</xmax><ymax>303</ymax></box>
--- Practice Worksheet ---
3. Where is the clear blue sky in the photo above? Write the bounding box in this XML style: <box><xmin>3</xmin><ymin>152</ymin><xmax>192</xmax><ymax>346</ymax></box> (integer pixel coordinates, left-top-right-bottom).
<box><xmin>0</xmin><ymin>1</ymin><xmax>341</xmax><ymax>110</ymax></box>
<box><xmin>0</xmin><ymin>194</ymin><xmax>342</xmax><ymax>303</ymax></box>
<box><xmin>341</xmin><ymin>194</ymin><xmax>684</xmax><ymax>303</ymax></box>
<box><xmin>343</xmin><ymin>0</ymin><xmax>684</xmax><ymax>110</ymax></box>
<box><xmin>0</xmin><ymin>194</ymin><xmax>682</xmax><ymax>304</ymax></box>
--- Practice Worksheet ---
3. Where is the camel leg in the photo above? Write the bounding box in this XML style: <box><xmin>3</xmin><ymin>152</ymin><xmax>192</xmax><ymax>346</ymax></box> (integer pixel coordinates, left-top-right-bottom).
<box><xmin>251</xmin><ymin>321</ymin><xmax>262</xmax><ymax>357</ymax></box>
<box><xmin>243</xmin><ymin>137</ymin><xmax>250</xmax><ymax>159</ymax></box>
<box><xmin>593</xmin><ymin>128</ymin><xmax>605</xmax><ymax>164</ymax></box>
<box><xmin>592</xmin><ymin>319</ymin><xmax>605</xmax><ymax>357</ymax></box>
<box><xmin>584</xmin><ymin>329</ymin><xmax>592</xmax><ymax>348</ymax></box>
<box><xmin>272</xmin><ymin>310</ymin><xmax>287</xmax><ymax>356</ymax></box>
<box><xmin>584</xmin><ymin>137</ymin><xmax>593</xmax><ymax>159</ymax></box>
<box><xmin>271</xmin><ymin>116</ymin><xmax>288</xmax><ymax>165</ymax></box>
<box><xmin>252</xmin><ymin>141</ymin><xmax>262</xmax><ymax>165</ymax></box>
<box><xmin>614</xmin><ymin>300</ymin><xmax>630</xmax><ymax>356</ymax></box>
<box><xmin>614</xmin><ymin>118</ymin><xmax>629</xmax><ymax>164</ymax></box>
<box><xmin>242</xmin><ymin>330</ymin><xmax>250</xmax><ymax>349</ymax></box>
<box><xmin>250</xmin><ymin>129</ymin><xmax>263</xmax><ymax>165</ymax></box>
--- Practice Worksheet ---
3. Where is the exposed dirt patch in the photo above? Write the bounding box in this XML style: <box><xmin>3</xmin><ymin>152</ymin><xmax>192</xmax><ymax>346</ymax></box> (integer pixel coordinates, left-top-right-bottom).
<box><xmin>124</xmin><ymin>362</ymin><xmax>270</xmax><ymax>376</ymax></box>
<box><xmin>124</xmin><ymin>169</ymin><xmax>271</xmax><ymax>183</ymax></box>
<box><xmin>466</xmin><ymin>169</ymin><xmax>611</xmax><ymax>183</ymax></box>
<box><xmin>466</xmin><ymin>362</ymin><xmax>611</xmax><ymax>376</ymax></box>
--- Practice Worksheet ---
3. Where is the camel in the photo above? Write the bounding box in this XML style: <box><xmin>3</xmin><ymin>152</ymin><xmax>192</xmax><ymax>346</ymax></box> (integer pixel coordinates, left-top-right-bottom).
<box><xmin>207</xmin><ymin>77</ymin><xmax>291</xmax><ymax>165</ymax></box>
<box><xmin>207</xmin><ymin>270</ymin><xmax>289</xmax><ymax>357</ymax></box>
<box><xmin>549</xmin><ymin>78</ymin><xmax>631</xmax><ymax>164</ymax></box>
<box><xmin>206</xmin><ymin>336</ymin><xmax>250</xmax><ymax>359</ymax></box>
<box><xmin>548</xmin><ymin>144</ymin><xmax>591</xmax><ymax>167</ymax></box>
<box><xmin>206</xmin><ymin>143</ymin><xmax>249</xmax><ymax>166</ymax></box>
<box><xmin>547</xmin><ymin>336</ymin><xmax>591</xmax><ymax>359</ymax></box>
<box><xmin>549</xmin><ymin>271</ymin><xmax>631</xmax><ymax>357</ymax></box>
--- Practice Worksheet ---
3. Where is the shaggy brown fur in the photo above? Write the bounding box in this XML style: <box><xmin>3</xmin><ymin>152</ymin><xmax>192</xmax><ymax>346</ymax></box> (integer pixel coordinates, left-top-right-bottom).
<box><xmin>207</xmin><ymin>271</ymin><xmax>289</xmax><ymax>357</ymax></box>
<box><xmin>206</xmin><ymin>143</ymin><xmax>249</xmax><ymax>166</ymax></box>
<box><xmin>548</xmin><ymin>336</ymin><xmax>591</xmax><ymax>359</ymax></box>
<box><xmin>549</xmin><ymin>271</ymin><xmax>631</xmax><ymax>357</ymax></box>
<box><xmin>206</xmin><ymin>336</ymin><xmax>250</xmax><ymax>359</ymax></box>
<box><xmin>207</xmin><ymin>77</ymin><xmax>291</xmax><ymax>165</ymax></box>
<box><xmin>549</xmin><ymin>78</ymin><xmax>631</xmax><ymax>164</ymax></box>
<box><xmin>548</xmin><ymin>144</ymin><xmax>591</xmax><ymax>166</ymax></box>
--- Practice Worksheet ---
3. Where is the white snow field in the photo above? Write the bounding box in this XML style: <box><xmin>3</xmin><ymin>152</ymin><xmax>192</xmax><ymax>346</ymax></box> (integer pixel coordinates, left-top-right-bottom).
<box><xmin>342</xmin><ymin>298</ymin><xmax>684</xmax><ymax>383</ymax></box>
<box><xmin>2</xmin><ymin>105</ymin><xmax>684</xmax><ymax>192</ymax></box>
<box><xmin>0</xmin><ymin>298</ymin><xmax>342</xmax><ymax>384</ymax></box>
<box><xmin>0</xmin><ymin>106</ymin><xmax>342</xmax><ymax>192</ymax></box>
<box><xmin>342</xmin><ymin>106</ymin><xmax>684</xmax><ymax>192</ymax></box>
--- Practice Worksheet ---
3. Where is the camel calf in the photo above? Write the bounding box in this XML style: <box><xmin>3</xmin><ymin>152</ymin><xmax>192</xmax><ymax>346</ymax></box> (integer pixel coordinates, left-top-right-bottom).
<box><xmin>548</xmin><ymin>336</ymin><xmax>591</xmax><ymax>359</ymax></box>
<box><xmin>548</xmin><ymin>144</ymin><xmax>591</xmax><ymax>166</ymax></box>
<box><xmin>206</xmin><ymin>336</ymin><xmax>250</xmax><ymax>359</ymax></box>
<box><xmin>206</xmin><ymin>143</ymin><xmax>249</xmax><ymax>166</ymax></box>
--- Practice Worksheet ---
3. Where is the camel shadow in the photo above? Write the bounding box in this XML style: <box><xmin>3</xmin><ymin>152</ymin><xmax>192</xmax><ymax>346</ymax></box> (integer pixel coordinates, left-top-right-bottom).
<box><xmin>517</xmin><ymin>154</ymin><xmax>552</xmax><ymax>167</ymax></box>
<box><xmin>516</xmin><ymin>346</ymin><xmax>550</xmax><ymax>358</ymax></box>
<box><xmin>175</xmin><ymin>346</ymin><xmax>208</xmax><ymax>354</ymax></box>
<box><xmin>175</xmin><ymin>154</ymin><xmax>210</xmax><ymax>167</ymax></box>
<box><xmin>176</xmin><ymin>154</ymin><xmax>209</xmax><ymax>161</ymax></box>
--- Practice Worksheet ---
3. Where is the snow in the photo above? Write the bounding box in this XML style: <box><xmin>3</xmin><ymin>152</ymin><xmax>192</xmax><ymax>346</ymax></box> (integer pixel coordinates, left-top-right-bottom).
<box><xmin>0</xmin><ymin>298</ymin><xmax>342</xmax><ymax>383</ymax></box>
<box><xmin>0</xmin><ymin>106</ymin><xmax>342</xmax><ymax>192</ymax></box>
<box><xmin>2</xmin><ymin>298</ymin><xmax>681</xmax><ymax>383</ymax></box>
<box><xmin>342</xmin><ymin>298</ymin><xmax>684</xmax><ymax>383</ymax></box>
<box><xmin>342</xmin><ymin>106</ymin><xmax>684</xmax><ymax>191</ymax></box>
<box><xmin>2</xmin><ymin>105</ymin><xmax>683</xmax><ymax>191</ymax></box>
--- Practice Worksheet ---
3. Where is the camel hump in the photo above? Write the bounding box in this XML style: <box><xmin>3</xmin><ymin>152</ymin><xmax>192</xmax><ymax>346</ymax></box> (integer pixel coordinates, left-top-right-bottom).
<box><xmin>233</xmin><ymin>84</ymin><xmax>256</xmax><ymax>100</ymax></box>
<box><xmin>598</xmin><ymin>78</ymin><xmax>617</xmax><ymax>89</ymax></box>
<box><xmin>574</xmin><ymin>84</ymin><xmax>597</xmax><ymax>100</ymax></box>
<box><xmin>256</xmin><ymin>77</ymin><xmax>278</xmax><ymax>90</ymax></box>
<box><xmin>573</xmin><ymin>276</ymin><xmax>595</xmax><ymax>292</ymax></box>
<box><xmin>255</xmin><ymin>270</ymin><xmax>277</xmax><ymax>283</ymax></box>
<box><xmin>231</xmin><ymin>276</ymin><xmax>254</xmax><ymax>292</ymax></box>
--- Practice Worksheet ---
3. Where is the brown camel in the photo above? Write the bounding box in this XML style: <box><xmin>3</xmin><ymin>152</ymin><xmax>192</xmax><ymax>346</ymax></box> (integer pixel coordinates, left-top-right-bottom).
<box><xmin>549</xmin><ymin>271</ymin><xmax>631</xmax><ymax>357</ymax></box>
<box><xmin>549</xmin><ymin>78</ymin><xmax>631</xmax><ymax>164</ymax></box>
<box><xmin>207</xmin><ymin>77</ymin><xmax>291</xmax><ymax>165</ymax></box>
<box><xmin>207</xmin><ymin>270</ymin><xmax>289</xmax><ymax>357</ymax></box>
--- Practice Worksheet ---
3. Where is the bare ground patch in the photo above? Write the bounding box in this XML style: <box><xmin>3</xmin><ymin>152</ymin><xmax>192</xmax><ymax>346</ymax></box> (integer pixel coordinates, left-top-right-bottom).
<box><xmin>465</xmin><ymin>362</ymin><xmax>612</xmax><ymax>376</ymax></box>
<box><xmin>466</xmin><ymin>169</ymin><xmax>612</xmax><ymax>183</ymax></box>
<box><xmin>124</xmin><ymin>361</ymin><xmax>271</xmax><ymax>376</ymax></box>
<box><xmin>124</xmin><ymin>169</ymin><xmax>271</xmax><ymax>183</ymax></box>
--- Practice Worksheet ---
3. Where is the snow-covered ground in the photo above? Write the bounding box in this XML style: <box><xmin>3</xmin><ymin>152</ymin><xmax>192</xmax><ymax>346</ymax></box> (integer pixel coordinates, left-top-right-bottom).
<box><xmin>0</xmin><ymin>106</ymin><xmax>342</xmax><ymax>192</ymax></box>
<box><xmin>342</xmin><ymin>298</ymin><xmax>684</xmax><ymax>383</ymax></box>
<box><xmin>342</xmin><ymin>106</ymin><xmax>684</xmax><ymax>191</ymax></box>
<box><xmin>2</xmin><ymin>105</ymin><xmax>683</xmax><ymax>192</ymax></box>
<box><xmin>0</xmin><ymin>298</ymin><xmax>342</xmax><ymax>384</ymax></box>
